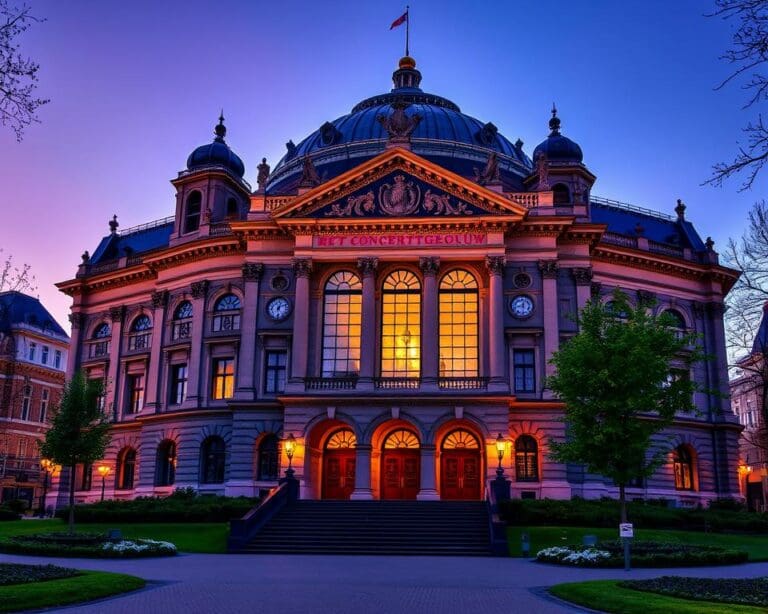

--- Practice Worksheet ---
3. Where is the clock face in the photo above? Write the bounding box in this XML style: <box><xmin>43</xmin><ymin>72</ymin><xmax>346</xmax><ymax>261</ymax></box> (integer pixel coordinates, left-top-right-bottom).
<box><xmin>510</xmin><ymin>295</ymin><xmax>534</xmax><ymax>319</ymax></box>
<box><xmin>267</xmin><ymin>297</ymin><xmax>291</xmax><ymax>321</ymax></box>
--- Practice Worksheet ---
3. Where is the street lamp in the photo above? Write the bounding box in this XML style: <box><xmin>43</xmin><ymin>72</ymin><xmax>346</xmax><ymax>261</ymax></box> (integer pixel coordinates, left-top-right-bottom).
<box><xmin>97</xmin><ymin>465</ymin><xmax>111</xmax><ymax>502</ymax></box>
<box><xmin>284</xmin><ymin>434</ymin><xmax>296</xmax><ymax>478</ymax></box>
<box><xmin>38</xmin><ymin>458</ymin><xmax>52</xmax><ymax>518</ymax></box>
<box><xmin>495</xmin><ymin>433</ymin><xmax>507</xmax><ymax>478</ymax></box>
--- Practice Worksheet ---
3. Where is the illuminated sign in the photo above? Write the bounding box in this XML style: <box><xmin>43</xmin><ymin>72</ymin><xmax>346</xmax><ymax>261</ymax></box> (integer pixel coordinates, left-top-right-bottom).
<box><xmin>313</xmin><ymin>233</ymin><xmax>487</xmax><ymax>248</ymax></box>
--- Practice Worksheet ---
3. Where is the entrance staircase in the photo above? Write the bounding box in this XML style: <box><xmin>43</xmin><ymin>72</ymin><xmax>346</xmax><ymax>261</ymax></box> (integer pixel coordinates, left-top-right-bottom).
<box><xmin>238</xmin><ymin>500</ymin><xmax>492</xmax><ymax>556</ymax></box>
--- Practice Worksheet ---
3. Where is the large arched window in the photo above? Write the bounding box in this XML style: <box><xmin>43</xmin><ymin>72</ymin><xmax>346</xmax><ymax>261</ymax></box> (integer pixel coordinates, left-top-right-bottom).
<box><xmin>201</xmin><ymin>436</ymin><xmax>226</xmax><ymax>484</ymax></box>
<box><xmin>128</xmin><ymin>314</ymin><xmax>152</xmax><ymax>351</ymax></box>
<box><xmin>322</xmin><ymin>271</ymin><xmax>362</xmax><ymax>377</ymax></box>
<box><xmin>172</xmin><ymin>301</ymin><xmax>193</xmax><ymax>340</ymax></box>
<box><xmin>212</xmin><ymin>294</ymin><xmax>241</xmax><ymax>332</ymax></box>
<box><xmin>90</xmin><ymin>322</ymin><xmax>111</xmax><ymax>359</ymax></box>
<box><xmin>116</xmin><ymin>447</ymin><xmax>137</xmax><ymax>490</ymax></box>
<box><xmin>155</xmin><ymin>440</ymin><xmax>176</xmax><ymax>487</ymax></box>
<box><xmin>184</xmin><ymin>191</ymin><xmax>202</xmax><ymax>234</ymax></box>
<box><xmin>439</xmin><ymin>270</ymin><xmax>479</xmax><ymax>377</ymax></box>
<box><xmin>381</xmin><ymin>271</ymin><xmax>421</xmax><ymax>378</ymax></box>
<box><xmin>515</xmin><ymin>435</ymin><xmax>539</xmax><ymax>482</ymax></box>
<box><xmin>673</xmin><ymin>445</ymin><xmax>696</xmax><ymax>491</ymax></box>
<box><xmin>664</xmin><ymin>309</ymin><xmax>687</xmax><ymax>340</ymax></box>
<box><xmin>257</xmin><ymin>434</ymin><xmax>279</xmax><ymax>481</ymax></box>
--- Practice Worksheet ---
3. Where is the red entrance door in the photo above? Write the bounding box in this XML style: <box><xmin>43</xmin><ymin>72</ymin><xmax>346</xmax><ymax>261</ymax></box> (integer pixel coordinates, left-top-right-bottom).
<box><xmin>441</xmin><ymin>451</ymin><xmax>481</xmax><ymax>500</ymax></box>
<box><xmin>381</xmin><ymin>450</ymin><xmax>420</xmax><ymax>500</ymax></box>
<box><xmin>323</xmin><ymin>451</ymin><xmax>356</xmax><ymax>500</ymax></box>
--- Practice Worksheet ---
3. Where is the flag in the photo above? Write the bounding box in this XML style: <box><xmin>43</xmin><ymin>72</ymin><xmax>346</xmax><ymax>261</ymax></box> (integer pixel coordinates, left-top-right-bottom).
<box><xmin>390</xmin><ymin>11</ymin><xmax>408</xmax><ymax>30</ymax></box>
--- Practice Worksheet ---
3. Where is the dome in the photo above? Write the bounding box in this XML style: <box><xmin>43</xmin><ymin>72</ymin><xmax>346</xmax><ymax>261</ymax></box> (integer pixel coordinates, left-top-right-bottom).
<box><xmin>531</xmin><ymin>107</ymin><xmax>583</xmax><ymax>163</ymax></box>
<box><xmin>266</xmin><ymin>58</ymin><xmax>532</xmax><ymax>193</ymax></box>
<box><xmin>187</xmin><ymin>115</ymin><xmax>245</xmax><ymax>178</ymax></box>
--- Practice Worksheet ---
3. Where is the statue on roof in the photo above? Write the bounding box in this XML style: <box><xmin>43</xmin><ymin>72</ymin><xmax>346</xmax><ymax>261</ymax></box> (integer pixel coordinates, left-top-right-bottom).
<box><xmin>473</xmin><ymin>152</ymin><xmax>501</xmax><ymax>186</ymax></box>
<box><xmin>109</xmin><ymin>214</ymin><xmax>119</xmax><ymax>234</ymax></box>
<box><xmin>377</xmin><ymin>100</ymin><xmax>422</xmax><ymax>147</ymax></box>
<box><xmin>298</xmin><ymin>156</ymin><xmax>321</xmax><ymax>189</ymax></box>
<box><xmin>257</xmin><ymin>157</ymin><xmax>270</xmax><ymax>191</ymax></box>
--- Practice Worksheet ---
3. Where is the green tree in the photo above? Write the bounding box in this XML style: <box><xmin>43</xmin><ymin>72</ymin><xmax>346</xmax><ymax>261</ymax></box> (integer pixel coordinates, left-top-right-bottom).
<box><xmin>39</xmin><ymin>371</ymin><xmax>110</xmax><ymax>532</ymax></box>
<box><xmin>547</xmin><ymin>290</ymin><xmax>700</xmax><ymax>524</ymax></box>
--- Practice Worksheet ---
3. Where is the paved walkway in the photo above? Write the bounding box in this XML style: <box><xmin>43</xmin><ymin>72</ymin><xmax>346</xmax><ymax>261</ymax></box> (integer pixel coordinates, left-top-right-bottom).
<box><xmin>4</xmin><ymin>552</ymin><xmax>768</xmax><ymax>614</ymax></box>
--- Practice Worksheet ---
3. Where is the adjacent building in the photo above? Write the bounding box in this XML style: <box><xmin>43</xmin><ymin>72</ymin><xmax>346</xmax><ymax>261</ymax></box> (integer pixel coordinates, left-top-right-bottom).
<box><xmin>55</xmin><ymin>56</ymin><xmax>742</xmax><ymax>506</ymax></box>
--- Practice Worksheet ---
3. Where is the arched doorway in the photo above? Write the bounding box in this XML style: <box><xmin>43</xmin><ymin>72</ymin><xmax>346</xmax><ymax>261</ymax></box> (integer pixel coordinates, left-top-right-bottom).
<box><xmin>440</xmin><ymin>429</ymin><xmax>481</xmax><ymax>500</ymax></box>
<box><xmin>381</xmin><ymin>429</ymin><xmax>420</xmax><ymax>500</ymax></box>
<box><xmin>322</xmin><ymin>429</ymin><xmax>357</xmax><ymax>500</ymax></box>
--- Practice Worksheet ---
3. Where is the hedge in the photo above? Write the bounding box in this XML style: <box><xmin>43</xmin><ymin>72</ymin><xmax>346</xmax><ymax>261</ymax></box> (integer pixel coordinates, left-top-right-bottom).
<box><xmin>620</xmin><ymin>576</ymin><xmax>768</xmax><ymax>606</ymax></box>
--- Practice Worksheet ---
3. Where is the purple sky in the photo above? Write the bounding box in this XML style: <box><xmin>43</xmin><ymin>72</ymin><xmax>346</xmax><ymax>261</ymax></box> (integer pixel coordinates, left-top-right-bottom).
<box><xmin>1</xmin><ymin>0</ymin><xmax>764</xmax><ymax>332</ymax></box>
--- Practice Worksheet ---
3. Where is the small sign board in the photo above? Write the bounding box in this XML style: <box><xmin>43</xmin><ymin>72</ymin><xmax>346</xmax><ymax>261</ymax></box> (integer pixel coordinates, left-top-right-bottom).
<box><xmin>619</xmin><ymin>523</ymin><xmax>634</xmax><ymax>538</ymax></box>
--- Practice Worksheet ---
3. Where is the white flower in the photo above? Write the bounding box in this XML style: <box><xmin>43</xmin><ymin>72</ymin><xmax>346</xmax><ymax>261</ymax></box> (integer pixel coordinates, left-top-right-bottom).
<box><xmin>102</xmin><ymin>538</ymin><xmax>177</xmax><ymax>555</ymax></box>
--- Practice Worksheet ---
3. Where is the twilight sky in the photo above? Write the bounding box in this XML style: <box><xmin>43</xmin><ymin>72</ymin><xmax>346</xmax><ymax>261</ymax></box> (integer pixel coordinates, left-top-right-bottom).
<box><xmin>0</xmin><ymin>0</ymin><xmax>764</xmax><ymax>332</ymax></box>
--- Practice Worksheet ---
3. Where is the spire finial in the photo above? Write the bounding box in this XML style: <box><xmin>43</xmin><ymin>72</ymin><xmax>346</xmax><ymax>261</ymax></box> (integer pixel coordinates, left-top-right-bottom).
<box><xmin>549</xmin><ymin>103</ymin><xmax>561</xmax><ymax>135</ymax></box>
<box><xmin>214</xmin><ymin>111</ymin><xmax>226</xmax><ymax>142</ymax></box>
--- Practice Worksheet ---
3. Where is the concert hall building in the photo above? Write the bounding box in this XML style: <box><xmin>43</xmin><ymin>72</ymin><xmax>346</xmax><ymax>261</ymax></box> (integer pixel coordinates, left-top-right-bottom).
<box><xmin>55</xmin><ymin>56</ymin><xmax>741</xmax><ymax>506</ymax></box>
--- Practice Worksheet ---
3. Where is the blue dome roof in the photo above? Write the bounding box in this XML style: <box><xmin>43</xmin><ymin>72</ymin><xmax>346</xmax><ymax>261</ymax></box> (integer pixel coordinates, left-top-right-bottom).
<box><xmin>267</xmin><ymin>58</ymin><xmax>532</xmax><ymax>193</ymax></box>
<box><xmin>532</xmin><ymin>109</ymin><xmax>583</xmax><ymax>163</ymax></box>
<box><xmin>187</xmin><ymin>116</ymin><xmax>245</xmax><ymax>178</ymax></box>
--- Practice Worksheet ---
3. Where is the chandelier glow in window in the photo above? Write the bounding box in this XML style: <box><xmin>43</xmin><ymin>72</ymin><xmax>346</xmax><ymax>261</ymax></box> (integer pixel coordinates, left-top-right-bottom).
<box><xmin>325</xmin><ymin>429</ymin><xmax>357</xmax><ymax>449</ymax></box>
<box><xmin>322</xmin><ymin>271</ymin><xmax>362</xmax><ymax>377</ymax></box>
<box><xmin>381</xmin><ymin>271</ymin><xmax>421</xmax><ymax>377</ymax></box>
<box><xmin>439</xmin><ymin>270</ymin><xmax>479</xmax><ymax>377</ymax></box>
<box><xmin>383</xmin><ymin>429</ymin><xmax>420</xmax><ymax>449</ymax></box>
<box><xmin>442</xmin><ymin>429</ymin><xmax>480</xmax><ymax>449</ymax></box>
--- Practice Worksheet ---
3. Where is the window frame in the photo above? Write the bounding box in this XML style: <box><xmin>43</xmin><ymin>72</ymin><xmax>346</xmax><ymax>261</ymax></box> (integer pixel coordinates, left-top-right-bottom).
<box><xmin>155</xmin><ymin>440</ymin><xmax>177</xmax><ymax>487</ymax></box>
<box><xmin>513</xmin><ymin>349</ymin><xmax>536</xmax><ymax>393</ymax></box>
<box><xmin>321</xmin><ymin>271</ymin><xmax>362</xmax><ymax>377</ymax></box>
<box><xmin>264</xmin><ymin>350</ymin><xmax>287</xmax><ymax>394</ymax></box>
<box><xmin>438</xmin><ymin>269</ymin><xmax>479</xmax><ymax>378</ymax></box>
<box><xmin>380</xmin><ymin>270</ymin><xmax>422</xmax><ymax>378</ymax></box>
<box><xmin>116</xmin><ymin>448</ymin><xmax>137</xmax><ymax>490</ymax></box>
<box><xmin>211</xmin><ymin>357</ymin><xmax>235</xmax><ymax>400</ymax></box>
<box><xmin>125</xmin><ymin>373</ymin><xmax>145</xmax><ymax>414</ymax></box>
<box><xmin>514</xmin><ymin>435</ymin><xmax>539</xmax><ymax>482</ymax></box>
<box><xmin>169</xmin><ymin>363</ymin><xmax>188</xmax><ymax>406</ymax></box>
<box><xmin>200</xmin><ymin>436</ymin><xmax>226</xmax><ymax>484</ymax></box>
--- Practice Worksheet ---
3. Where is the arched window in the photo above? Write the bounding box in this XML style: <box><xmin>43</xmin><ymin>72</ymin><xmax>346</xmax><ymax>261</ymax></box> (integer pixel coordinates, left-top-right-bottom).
<box><xmin>322</xmin><ymin>271</ymin><xmax>362</xmax><ymax>377</ymax></box>
<box><xmin>226</xmin><ymin>197</ymin><xmax>239</xmax><ymax>218</ymax></box>
<box><xmin>128</xmin><ymin>314</ymin><xmax>152</xmax><ymax>350</ymax></box>
<box><xmin>381</xmin><ymin>271</ymin><xmax>421</xmax><ymax>378</ymax></box>
<box><xmin>383</xmin><ymin>429</ymin><xmax>420</xmax><ymax>449</ymax></box>
<box><xmin>257</xmin><ymin>434</ymin><xmax>279</xmax><ymax>481</ymax></box>
<box><xmin>552</xmin><ymin>183</ymin><xmax>570</xmax><ymax>205</ymax></box>
<box><xmin>212</xmin><ymin>294</ymin><xmax>241</xmax><ymax>332</ymax></box>
<box><xmin>664</xmin><ymin>309</ymin><xmax>687</xmax><ymax>340</ymax></box>
<box><xmin>439</xmin><ymin>270</ymin><xmax>479</xmax><ymax>378</ymax></box>
<box><xmin>326</xmin><ymin>429</ymin><xmax>357</xmax><ymax>449</ymax></box>
<box><xmin>116</xmin><ymin>447</ymin><xmax>137</xmax><ymax>490</ymax></box>
<box><xmin>515</xmin><ymin>435</ymin><xmax>539</xmax><ymax>482</ymax></box>
<box><xmin>201</xmin><ymin>436</ymin><xmax>226</xmax><ymax>484</ymax></box>
<box><xmin>93</xmin><ymin>323</ymin><xmax>111</xmax><ymax>338</ymax></box>
<box><xmin>673</xmin><ymin>445</ymin><xmax>696</xmax><ymax>491</ymax></box>
<box><xmin>155</xmin><ymin>440</ymin><xmax>176</xmax><ymax>487</ymax></box>
<box><xmin>172</xmin><ymin>301</ymin><xmax>193</xmax><ymax>340</ymax></box>
<box><xmin>184</xmin><ymin>191</ymin><xmax>202</xmax><ymax>233</ymax></box>
<box><xmin>90</xmin><ymin>323</ymin><xmax>111</xmax><ymax>358</ymax></box>
<box><xmin>442</xmin><ymin>429</ymin><xmax>480</xmax><ymax>449</ymax></box>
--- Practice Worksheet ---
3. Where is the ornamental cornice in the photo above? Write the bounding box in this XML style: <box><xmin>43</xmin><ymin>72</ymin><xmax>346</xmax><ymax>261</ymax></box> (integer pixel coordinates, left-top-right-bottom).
<box><xmin>275</xmin><ymin>217</ymin><xmax>516</xmax><ymax>236</ymax></box>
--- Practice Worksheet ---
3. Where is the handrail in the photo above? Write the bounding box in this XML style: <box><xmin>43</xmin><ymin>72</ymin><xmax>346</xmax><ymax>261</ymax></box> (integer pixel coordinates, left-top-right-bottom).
<box><xmin>485</xmin><ymin>480</ymin><xmax>510</xmax><ymax>557</ymax></box>
<box><xmin>228</xmin><ymin>482</ymin><xmax>289</xmax><ymax>551</ymax></box>
<box><xmin>591</xmin><ymin>195</ymin><xmax>674</xmax><ymax>221</ymax></box>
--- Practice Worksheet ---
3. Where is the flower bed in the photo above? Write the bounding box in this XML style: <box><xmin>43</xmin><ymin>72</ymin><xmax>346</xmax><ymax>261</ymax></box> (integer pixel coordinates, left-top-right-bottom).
<box><xmin>620</xmin><ymin>576</ymin><xmax>768</xmax><ymax>607</ymax></box>
<box><xmin>0</xmin><ymin>563</ymin><xmax>79</xmax><ymax>586</ymax></box>
<box><xmin>536</xmin><ymin>540</ymin><xmax>748</xmax><ymax>567</ymax></box>
<box><xmin>0</xmin><ymin>533</ymin><xmax>177</xmax><ymax>558</ymax></box>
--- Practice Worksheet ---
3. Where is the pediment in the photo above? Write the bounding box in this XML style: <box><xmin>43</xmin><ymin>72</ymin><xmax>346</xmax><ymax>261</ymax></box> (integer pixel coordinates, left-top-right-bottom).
<box><xmin>270</xmin><ymin>148</ymin><xmax>528</xmax><ymax>221</ymax></box>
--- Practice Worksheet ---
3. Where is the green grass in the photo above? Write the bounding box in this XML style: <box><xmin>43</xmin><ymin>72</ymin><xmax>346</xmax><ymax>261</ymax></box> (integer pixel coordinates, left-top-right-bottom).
<box><xmin>550</xmin><ymin>580</ymin><xmax>767</xmax><ymax>614</ymax></box>
<box><xmin>0</xmin><ymin>520</ymin><xmax>228</xmax><ymax>553</ymax></box>
<box><xmin>508</xmin><ymin>526</ymin><xmax>768</xmax><ymax>560</ymax></box>
<box><xmin>0</xmin><ymin>570</ymin><xmax>144</xmax><ymax>613</ymax></box>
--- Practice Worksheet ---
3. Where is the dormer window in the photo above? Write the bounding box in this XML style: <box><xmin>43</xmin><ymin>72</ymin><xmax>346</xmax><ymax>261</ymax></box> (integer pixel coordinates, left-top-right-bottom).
<box><xmin>128</xmin><ymin>314</ymin><xmax>152</xmax><ymax>351</ymax></box>
<box><xmin>184</xmin><ymin>191</ymin><xmax>202</xmax><ymax>234</ymax></box>
<box><xmin>172</xmin><ymin>301</ymin><xmax>193</xmax><ymax>340</ymax></box>
<box><xmin>212</xmin><ymin>294</ymin><xmax>241</xmax><ymax>332</ymax></box>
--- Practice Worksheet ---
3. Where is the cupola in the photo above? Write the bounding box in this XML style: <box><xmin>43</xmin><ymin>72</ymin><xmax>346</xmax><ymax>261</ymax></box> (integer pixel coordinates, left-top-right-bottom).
<box><xmin>186</xmin><ymin>114</ymin><xmax>246</xmax><ymax>178</ymax></box>
<box><xmin>532</xmin><ymin>106</ymin><xmax>583</xmax><ymax>163</ymax></box>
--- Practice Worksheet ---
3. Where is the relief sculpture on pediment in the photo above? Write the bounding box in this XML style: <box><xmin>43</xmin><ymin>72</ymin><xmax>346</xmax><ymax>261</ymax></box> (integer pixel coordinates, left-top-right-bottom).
<box><xmin>379</xmin><ymin>175</ymin><xmax>420</xmax><ymax>216</ymax></box>
<box><xmin>326</xmin><ymin>191</ymin><xmax>375</xmax><ymax>217</ymax></box>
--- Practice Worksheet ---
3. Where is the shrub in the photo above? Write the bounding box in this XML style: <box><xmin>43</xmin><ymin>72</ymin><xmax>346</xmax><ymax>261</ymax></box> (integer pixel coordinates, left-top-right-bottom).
<box><xmin>0</xmin><ymin>563</ymin><xmax>79</xmax><ymax>586</ymax></box>
<box><xmin>707</xmin><ymin>497</ymin><xmax>746</xmax><ymax>513</ymax></box>
<box><xmin>620</xmin><ymin>576</ymin><xmax>768</xmax><ymax>607</ymax></box>
<box><xmin>5</xmin><ymin>499</ymin><xmax>28</xmax><ymax>514</ymax></box>
<box><xmin>0</xmin><ymin>507</ymin><xmax>21</xmax><ymax>521</ymax></box>
<box><xmin>0</xmin><ymin>534</ymin><xmax>177</xmax><ymax>558</ymax></box>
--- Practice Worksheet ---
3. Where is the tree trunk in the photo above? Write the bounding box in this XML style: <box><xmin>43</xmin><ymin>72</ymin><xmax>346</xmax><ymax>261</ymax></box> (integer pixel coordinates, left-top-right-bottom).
<box><xmin>68</xmin><ymin>463</ymin><xmax>76</xmax><ymax>534</ymax></box>
<box><xmin>619</xmin><ymin>483</ymin><xmax>627</xmax><ymax>524</ymax></box>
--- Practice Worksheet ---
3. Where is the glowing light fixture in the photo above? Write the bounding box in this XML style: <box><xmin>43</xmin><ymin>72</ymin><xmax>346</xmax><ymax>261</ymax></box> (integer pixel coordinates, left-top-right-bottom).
<box><xmin>97</xmin><ymin>465</ymin><xmax>111</xmax><ymax>501</ymax></box>
<box><xmin>284</xmin><ymin>433</ymin><xmax>296</xmax><ymax>478</ymax></box>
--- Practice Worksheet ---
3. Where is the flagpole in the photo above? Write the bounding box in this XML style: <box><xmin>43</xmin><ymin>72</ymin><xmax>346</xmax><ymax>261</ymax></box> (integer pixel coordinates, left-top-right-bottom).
<box><xmin>405</xmin><ymin>5</ymin><xmax>410</xmax><ymax>56</ymax></box>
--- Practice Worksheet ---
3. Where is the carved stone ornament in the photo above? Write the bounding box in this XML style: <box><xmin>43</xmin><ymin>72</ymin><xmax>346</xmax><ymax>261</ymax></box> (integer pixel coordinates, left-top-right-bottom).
<box><xmin>109</xmin><ymin>306</ymin><xmax>125</xmax><ymax>323</ymax></box>
<box><xmin>536</xmin><ymin>153</ymin><xmax>550</xmax><ymax>190</ymax></box>
<box><xmin>485</xmin><ymin>255</ymin><xmax>506</xmax><ymax>276</ymax></box>
<box><xmin>356</xmin><ymin>257</ymin><xmax>379</xmax><ymax>277</ymax></box>
<box><xmin>590</xmin><ymin>282</ymin><xmax>602</xmax><ymax>298</ymax></box>
<box><xmin>379</xmin><ymin>175</ymin><xmax>420</xmax><ymax>216</ymax></box>
<box><xmin>423</xmin><ymin>189</ymin><xmax>471</xmax><ymax>215</ymax></box>
<box><xmin>377</xmin><ymin>100</ymin><xmax>422</xmax><ymax>142</ymax></box>
<box><xmin>298</xmin><ymin>156</ymin><xmax>322</xmax><ymax>189</ymax></box>
<box><xmin>190</xmin><ymin>280</ymin><xmax>209</xmax><ymax>299</ymax></box>
<box><xmin>636</xmin><ymin>289</ymin><xmax>656</xmax><ymax>305</ymax></box>
<box><xmin>68</xmin><ymin>312</ymin><xmax>87</xmax><ymax>329</ymax></box>
<box><xmin>292</xmin><ymin>258</ymin><xmax>313</xmax><ymax>278</ymax></box>
<box><xmin>242</xmin><ymin>263</ymin><xmax>265</xmax><ymax>282</ymax></box>
<box><xmin>419</xmin><ymin>257</ymin><xmax>440</xmax><ymax>276</ymax></box>
<box><xmin>151</xmin><ymin>290</ymin><xmax>169</xmax><ymax>308</ymax></box>
<box><xmin>326</xmin><ymin>191</ymin><xmax>375</xmax><ymax>217</ymax></box>
<box><xmin>538</xmin><ymin>259</ymin><xmax>559</xmax><ymax>279</ymax></box>
<box><xmin>473</xmin><ymin>152</ymin><xmax>501</xmax><ymax>186</ymax></box>
<box><xmin>570</xmin><ymin>267</ymin><xmax>593</xmax><ymax>286</ymax></box>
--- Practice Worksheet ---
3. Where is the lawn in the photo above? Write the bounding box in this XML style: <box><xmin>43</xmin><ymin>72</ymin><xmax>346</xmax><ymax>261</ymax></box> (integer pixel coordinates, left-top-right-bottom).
<box><xmin>0</xmin><ymin>520</ymin><xmax>228</xmax><ymax>553</ymax></box>
<box><xmin>507</xmin><ymin>526</ymin><xmax>768</xmax><ymax>560</ymax></box>
<box><xmin>550</xmin><ymin>580</ymin><xmax>767</xmax><ymax>614</ymax></box>
<box><xmin>0</xmin><ymin>570</ymin><xmax>145</xmax><ymax>613</ymax></box>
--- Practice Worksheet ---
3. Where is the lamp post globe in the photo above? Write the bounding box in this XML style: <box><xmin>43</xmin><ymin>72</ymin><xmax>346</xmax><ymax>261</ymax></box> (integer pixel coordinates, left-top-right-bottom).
<box><xmin>97</xmin><ymin>465</ymin><xmax>111</xmax><ymax>502</ymax></box>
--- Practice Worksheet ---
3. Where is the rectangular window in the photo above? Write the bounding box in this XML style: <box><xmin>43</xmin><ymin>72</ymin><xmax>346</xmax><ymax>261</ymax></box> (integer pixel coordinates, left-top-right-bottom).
<box><xmin>125</xmin><ymin>374</ymin><xmax>145</xmax><ymax>413</ymax></box>
<box><xmin>41</xmin><ymin>346</ymin><xmax>49</xmax><ymax>365</ymax></box>
<box><xmin>40</xmin><ymin>389</ymin><xmax>49</xmax><ymax>423</ymax></box>
<box><xmin>54</xmin><ymin>350</ymin><xmax>62</xmax><ymax>369</ymax></box>
<box><xmin>513</xmin><ymin>349</ymin><xmax>536</xmax><ymax>393</ymax></box>
<box><xmin>264</xmin><ymin>351</ymin><xmax>287</xmax><ymax>394</ymax></box>
<box><xmin>17</xmin><ymin>438</ymin><xmax>27</xmax><ymax>458</ymax></box>
<box><xmin>28</xmin><ymin>342</ymin><xmax>37</xmax><ymax>362</ymax></box>
<box><xmin>169</xmin><ymin>364</ymin><xmax>188</xmax><ymax>405</ymax></box>
<box><xmin>212</xmin><ymin>358</ymin><xmax>235</xmax><ymax>400</ymax></box>
<box><xmin>20</xmin><ymin>386</ymin><xmax>31</xmax><ymax>421</ymax></box>
<box><xmin>78</xmin><ymin>463</ymin><xmax>92</xmax><ymax>491</ymax></box>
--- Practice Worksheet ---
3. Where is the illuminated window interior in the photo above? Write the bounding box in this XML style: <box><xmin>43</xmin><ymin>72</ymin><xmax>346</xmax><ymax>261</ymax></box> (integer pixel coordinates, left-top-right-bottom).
<box><xmin>322</xmin><ymin>271</ymin><xmax>362</xmax><ymax>377</ymax></box>
<box><xmin>381</xmin><ymin>270</ymin><xmax>421</xmax><ymax>377</ymax></box>
<box><xmin>383</xmin><ymin>429</ymin><xmax>420</xmax><ymax>449</ymax></box>
<box><xmin>442</xmin><ymin>429</ymin><xmax>480</xmax><ymax>449</ymax></box>
<box><xmin>439</xmin><ymin>269</ymin><xmax>479</xmax><ymax>377</ymax></box>
<box><xmin>673</xmin><ymin>445</ymin><xmax>695</xmax><ymax>490</ymax></box>
<box><xmin>325</xmin><ymin>429</ymin><xmax>357</xmax><ymax>449</ymax></box>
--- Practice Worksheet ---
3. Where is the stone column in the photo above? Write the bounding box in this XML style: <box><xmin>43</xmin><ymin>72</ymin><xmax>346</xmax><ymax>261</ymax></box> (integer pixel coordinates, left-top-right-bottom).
<box><xmin>290</xmin><ymin>258</ymin><xmax>312</xmax><ymax>385</ymax></box>
<box><xmin>538</xmin><ymin>260</ymin><xmax>559</xmax><ymax>386</ymax></box>
<box><xmin>416</xmin><ymin>445</ymin><xmax>439</xmax><ymax>500</ymax></box>
<box><xmin>66</xmin><ymin>312</ymin><xmax>86</xmax><ymax>376</ymax></box>
<box><xmin>350</xmin><ymin>444</ymin><xmax>373</xmax><ymax>500</ymax></box>
<box><xmin>105</xmin><ymin>306</ymin><xmax>125</xmax><ymax>421</ymax></box>
<box><xmin>356</xmin><ymin>258</ymin><xmax>378</xmax><ymax>390</ymax></box>
<box><xmin>182</xmin><ymin>280</ymin><xmax>208</xmax><ymax>409</ymax></box>
<box><xmin>236</xmin><ymin>263</ymin><xmax>264</xmax><ymax>400</ymax></box>
<box><xmin>571</xmin><ymin>267</ymin><xmax>593</xmax><ymax>313</ymax></box>
<box><xmin>485</xmin><ymin>256</ymin><xmax>507</xmax><ymax>390</ymax></box>
<box><xmin>144</xmin><ymin>290</ymin><xmax>168</xmax><ymax>412</ymax></box>
<box><xmin>419</xmin><ymin>257</ymin><xmax>440</xmax><ymax>389</ymax></box>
